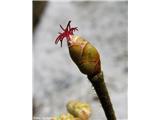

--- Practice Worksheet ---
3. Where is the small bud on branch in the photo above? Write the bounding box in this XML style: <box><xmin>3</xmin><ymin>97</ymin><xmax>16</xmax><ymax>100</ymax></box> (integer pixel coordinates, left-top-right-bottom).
<box><xmin>67</xmin><ymin>100</ymin><xmax>91</xmax><ymax>120</ymax></box>
<box><xmin>55</xmin><ymin>21</ymin><xmax>101</xmax><ymax>77</ymax></box>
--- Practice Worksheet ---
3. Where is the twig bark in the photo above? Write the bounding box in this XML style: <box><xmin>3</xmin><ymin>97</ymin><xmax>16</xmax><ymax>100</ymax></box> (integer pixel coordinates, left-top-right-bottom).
<box><xmin>88</xmin><ymin>71</ymin><xmax>116</xmax><ymax>120</ymax></box>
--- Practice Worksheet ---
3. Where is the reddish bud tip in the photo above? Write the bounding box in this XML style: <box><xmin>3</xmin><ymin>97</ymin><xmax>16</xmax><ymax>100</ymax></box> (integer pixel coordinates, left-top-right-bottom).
<box><xmin>55</xmin><ymin>21</ymin><xmax>78</xmax><ymax>47</ymax></box>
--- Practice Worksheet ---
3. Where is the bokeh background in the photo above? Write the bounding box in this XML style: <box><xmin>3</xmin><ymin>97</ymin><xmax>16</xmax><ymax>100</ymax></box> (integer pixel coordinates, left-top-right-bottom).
<box><xmin>33</xmin><ymin>1</ymin><xmax>128</xmax><ymax>120</ymax></box>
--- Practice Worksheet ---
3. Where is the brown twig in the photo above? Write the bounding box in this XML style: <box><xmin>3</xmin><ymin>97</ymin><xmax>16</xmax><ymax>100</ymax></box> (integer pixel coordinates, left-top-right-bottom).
<box><xmin>88</xmin><ymin>71</ymin><xmax>116</xmax><ymax>120</ymax></box>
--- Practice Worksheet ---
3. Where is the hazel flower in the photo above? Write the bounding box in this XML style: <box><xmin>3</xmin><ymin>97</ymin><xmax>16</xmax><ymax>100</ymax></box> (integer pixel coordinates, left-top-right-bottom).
<box><xmin>55</xmin><ymin>21</ymin><xmax>101</xmax><ymax>77</ymax></box>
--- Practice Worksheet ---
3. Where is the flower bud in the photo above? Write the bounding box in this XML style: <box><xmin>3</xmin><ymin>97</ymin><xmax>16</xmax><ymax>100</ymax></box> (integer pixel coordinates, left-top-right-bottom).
<box><xmin>55</xmin><ymin>21</ymin><xmax>101</xmax><ymax>76</ymax></box>
<box><xmin>68</xmin><ymin>35</ymin><xmax>101</xmax><ymax>76</ymax></box>
<box><xmin>66</xmin><ymin>100</ymin><xmax>91</xmax><ymax>120</ymax></box>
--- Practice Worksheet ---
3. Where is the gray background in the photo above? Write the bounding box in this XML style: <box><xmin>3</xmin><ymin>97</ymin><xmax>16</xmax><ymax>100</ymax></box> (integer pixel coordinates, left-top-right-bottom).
<box><xmin>33</xmin><ymin>1</ymin><xmax>128</xmax><ymax>120</ymax></box>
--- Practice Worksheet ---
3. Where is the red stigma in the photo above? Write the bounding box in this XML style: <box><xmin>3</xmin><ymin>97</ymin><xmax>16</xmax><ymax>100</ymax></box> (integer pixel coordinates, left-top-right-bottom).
<box><xmin>55</xmin><ymin>21</ymin><xmax>78</xmax><ymax>47</ymax></box>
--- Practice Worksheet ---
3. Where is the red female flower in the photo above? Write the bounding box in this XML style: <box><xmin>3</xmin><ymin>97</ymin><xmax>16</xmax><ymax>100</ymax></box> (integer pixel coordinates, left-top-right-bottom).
<box><xmin>55</xmin><ymin>21</ymin><xmax>78</xmax><ymax>47</ymax></box>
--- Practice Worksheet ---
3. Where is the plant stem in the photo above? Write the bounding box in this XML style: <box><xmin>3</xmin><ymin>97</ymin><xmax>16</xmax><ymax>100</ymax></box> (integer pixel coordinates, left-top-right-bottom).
<box><xmin>88</xmin><ymin>71</ymin><xmax>116</xmax><ymax>120</ymax></box>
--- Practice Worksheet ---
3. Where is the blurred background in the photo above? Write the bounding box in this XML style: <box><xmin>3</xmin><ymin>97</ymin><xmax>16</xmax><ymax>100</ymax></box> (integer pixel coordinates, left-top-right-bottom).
<box><xmin>33</xmin><ymin>1</ymin><xmax>128</xmax><ymax>120</ymax></box>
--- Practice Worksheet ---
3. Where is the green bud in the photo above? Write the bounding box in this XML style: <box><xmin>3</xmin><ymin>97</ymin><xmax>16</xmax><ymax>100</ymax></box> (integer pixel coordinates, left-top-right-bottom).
<box><xmin>68</xmin><ymin>35</ymin><xmax>101</xmax><ymax>76</ymax></box>
<box><xmin>66</xmin><ymin>100</ymin><xmax>91</xmax><ymax>120</ymax></box>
